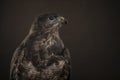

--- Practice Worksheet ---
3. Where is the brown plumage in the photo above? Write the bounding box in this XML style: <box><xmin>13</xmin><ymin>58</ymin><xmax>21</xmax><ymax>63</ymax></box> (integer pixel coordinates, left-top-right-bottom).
<box><xmin>10</xmin><ymin>13</ymin><xmax>71</xmax><ymax>80</ymax></box>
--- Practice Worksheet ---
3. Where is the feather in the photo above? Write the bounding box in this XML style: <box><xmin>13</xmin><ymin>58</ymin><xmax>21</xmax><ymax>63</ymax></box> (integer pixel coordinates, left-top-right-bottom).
<box><xmin>10</xmin><ymin>13</ymin><xmax>71</xmax><ymax>80</ymax></box>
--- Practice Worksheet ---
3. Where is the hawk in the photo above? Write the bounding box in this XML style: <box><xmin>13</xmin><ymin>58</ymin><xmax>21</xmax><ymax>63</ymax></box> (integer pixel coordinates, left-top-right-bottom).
<box><xmin>10</xmin><ymin>13</ymin><xmax>71</xmax><ymax>80</ymax></box>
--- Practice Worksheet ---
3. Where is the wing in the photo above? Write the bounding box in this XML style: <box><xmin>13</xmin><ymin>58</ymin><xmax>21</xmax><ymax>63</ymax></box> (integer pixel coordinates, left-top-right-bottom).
<box><xmin>10</xmin><ymin>47</ymin><xmax>25</xmax><ymax>80</ymax></box>
<box><xmin>59</xmin><ymin>48</ymin><xmax>71</xmax><ymax>80</ymax></box>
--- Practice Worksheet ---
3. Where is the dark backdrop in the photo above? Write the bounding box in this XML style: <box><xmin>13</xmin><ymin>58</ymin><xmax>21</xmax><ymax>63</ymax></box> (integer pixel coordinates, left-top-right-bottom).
<box><xmin>0</xmin><ymin>0</ymin><xmax>120</xmax><ymax>80</ymax></box>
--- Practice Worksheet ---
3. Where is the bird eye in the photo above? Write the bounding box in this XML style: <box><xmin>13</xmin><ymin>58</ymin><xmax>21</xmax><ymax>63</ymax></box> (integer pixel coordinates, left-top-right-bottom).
<box><xmin>48</xmin><ymin>16</ymin><xmax>55</xmax><ymax>20</ymax></box>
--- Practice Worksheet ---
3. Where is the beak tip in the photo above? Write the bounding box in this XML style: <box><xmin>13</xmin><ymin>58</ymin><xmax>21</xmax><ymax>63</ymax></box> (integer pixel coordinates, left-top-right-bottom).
<box><xmin>64</xmin><ymin>20</ymin><xmax>68</xmax><ymax>24</ymax></box>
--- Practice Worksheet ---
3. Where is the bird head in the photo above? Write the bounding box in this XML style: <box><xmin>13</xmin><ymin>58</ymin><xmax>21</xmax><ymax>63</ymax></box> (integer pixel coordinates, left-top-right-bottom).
<box><xmin>31</xmin><ymin>13</ymin><xmax>67</xmax><ymax>33</ymax></box>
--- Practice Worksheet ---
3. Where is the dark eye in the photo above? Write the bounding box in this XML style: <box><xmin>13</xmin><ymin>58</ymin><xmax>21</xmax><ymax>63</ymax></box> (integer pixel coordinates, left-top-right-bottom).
<box><xmin>48</xmin><ymin>16</ymin><xmax>55</xmax><ymax>20</ymax></box>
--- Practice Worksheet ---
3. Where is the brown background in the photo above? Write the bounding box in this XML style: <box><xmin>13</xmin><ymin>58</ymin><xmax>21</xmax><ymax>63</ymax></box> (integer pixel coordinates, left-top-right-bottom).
<box><xmin>0</xmin><ymin>0</ymin><xmax>120</xmax><ymax>80</ymax></box>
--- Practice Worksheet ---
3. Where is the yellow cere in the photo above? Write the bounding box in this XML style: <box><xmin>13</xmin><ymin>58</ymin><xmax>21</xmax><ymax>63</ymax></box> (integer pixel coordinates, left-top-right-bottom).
<box><xmin>60</xmin><ymin>16</ymin><xmax>65</xmax><ymax>21</ymax></box>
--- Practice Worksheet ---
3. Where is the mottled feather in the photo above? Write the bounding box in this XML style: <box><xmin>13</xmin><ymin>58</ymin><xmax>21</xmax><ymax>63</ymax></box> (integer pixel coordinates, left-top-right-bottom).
<box><xmin>10</xmin><ymin>13</ymin><xmax>71</xmax><ymax>80</ymax></box>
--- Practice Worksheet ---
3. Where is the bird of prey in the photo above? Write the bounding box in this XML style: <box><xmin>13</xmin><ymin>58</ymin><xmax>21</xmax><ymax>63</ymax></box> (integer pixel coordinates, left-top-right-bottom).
<box><xmin>10</xmin><ymin>13</ymin><xmax>71</xmax><ymax>80</ymax></box>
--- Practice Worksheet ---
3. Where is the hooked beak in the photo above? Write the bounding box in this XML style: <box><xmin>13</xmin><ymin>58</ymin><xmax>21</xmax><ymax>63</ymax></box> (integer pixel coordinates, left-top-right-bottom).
<box><xmin>58</xmin><ymin>16</ymin><xmax>68</xmax><ymax>24</ymax></box>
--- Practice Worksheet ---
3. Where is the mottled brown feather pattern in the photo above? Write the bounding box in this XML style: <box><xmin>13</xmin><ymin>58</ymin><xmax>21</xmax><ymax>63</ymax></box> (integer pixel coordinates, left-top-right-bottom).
<box><xmin>10</xmin><ymin>13</ymin><xmax>71</xmax><ymax>80</ymax></box>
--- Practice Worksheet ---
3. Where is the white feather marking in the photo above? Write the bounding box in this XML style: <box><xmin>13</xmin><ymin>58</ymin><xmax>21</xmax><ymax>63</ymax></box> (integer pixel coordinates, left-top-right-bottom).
<box><xmin>22</xmin><ymin>61</ymin><xmax>40</xmax><ymax>77</ymax></box>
